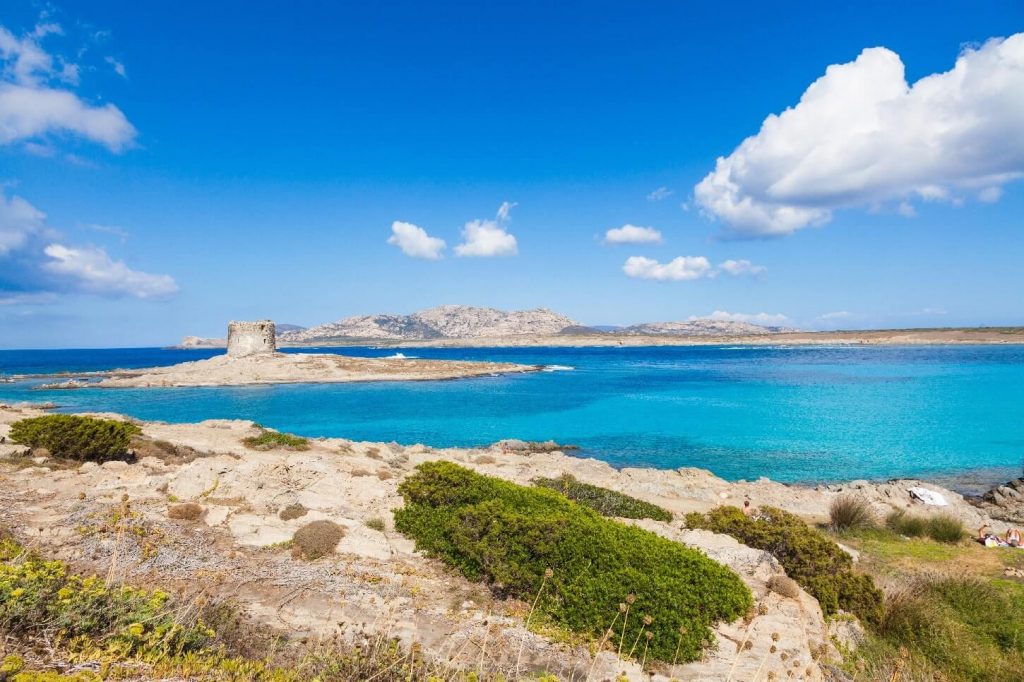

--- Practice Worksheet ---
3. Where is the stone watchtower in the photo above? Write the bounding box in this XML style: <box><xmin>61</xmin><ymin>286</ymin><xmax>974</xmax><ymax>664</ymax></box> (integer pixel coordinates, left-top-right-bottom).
<box><xmin>227</xmin><ymin>320</ymin><xmax>276</xmax><ymax>358</ymax></box>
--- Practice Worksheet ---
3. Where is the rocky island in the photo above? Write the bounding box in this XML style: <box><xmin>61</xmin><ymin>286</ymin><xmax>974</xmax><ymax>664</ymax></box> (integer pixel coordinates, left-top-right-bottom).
<box><xmin>98</xmin><ymin>320</ymin><xmax>538</xmax><ymax>388</ymax></box>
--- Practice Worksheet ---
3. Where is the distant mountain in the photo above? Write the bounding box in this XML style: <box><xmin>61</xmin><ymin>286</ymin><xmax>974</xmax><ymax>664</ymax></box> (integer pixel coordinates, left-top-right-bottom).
<box><xmin>277</xmin><ymin>306</ymin><xmax>578</xmax><ymax>342</ymax></box>
<box><xmin>181</xmin><ymin>310</ymin><xmax>792</xmax><ymax>346</ymax></box>
<box><xmin>619</xmin><ymin>319</ymin><xmax>792</xmax><ymax>336</ymax></box>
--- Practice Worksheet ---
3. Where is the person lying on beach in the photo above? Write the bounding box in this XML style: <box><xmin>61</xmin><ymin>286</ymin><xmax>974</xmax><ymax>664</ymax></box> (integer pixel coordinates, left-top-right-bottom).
<box><xmin>977</xmin><ymin>526</ymin><xmax>1005</xmax><ymax>547</ymax></box>
<box><xmin>1007</xmin><ymin>527</ymin><xmax>1022</xmax><ymax>547</ymax></box>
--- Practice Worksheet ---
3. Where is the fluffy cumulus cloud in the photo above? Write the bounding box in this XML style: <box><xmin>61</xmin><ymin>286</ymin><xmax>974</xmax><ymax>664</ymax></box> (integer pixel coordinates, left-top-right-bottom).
<box><xmin>0</xmin><ymin>22</ymin><xmax>137</xmax><ymax>152</ymax></box>
<box><xmin>455</xmin><ymin>202</ymin><xmax>518</xmax><ymax>257</ymax></box>
<box><xmin>604</xmin><ymin>224</ymin><xmax>663</xmax><ymax>245</ymax></box>
<box><xmin>695</xmin><ymin>34</ymin><xmax>1024</xmax><ymax>236</ymax></box>
<box><xmin>690</xmin><ymin>310</ymin><xmax>791</xmax><ymax>326</ymax></box>
<box><xmin>622</xmin><ymin>255</ymin><xmax>765</xmax><ymax>281</ymax></box>
<box><xmin>387</xmin><ymin>220</ymin><xmax>446</xmax><ymax>259</ymax></box>
<box><xmin>623</xmin><ymin>255</ymin><xmax>712</xmax><ymax>281</ymax></box>
<box><xmin>0</xmin><ymin>191</ymin><xmax>178</xmax><ymax>301</ymax></box>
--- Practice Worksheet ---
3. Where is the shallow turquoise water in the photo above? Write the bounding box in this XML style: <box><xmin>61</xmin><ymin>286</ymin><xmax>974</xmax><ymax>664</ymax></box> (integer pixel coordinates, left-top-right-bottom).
<box><xmin>1</xmin><ymin>345</ymin><xmax>1022</xmax><ymax>484</ymax></box>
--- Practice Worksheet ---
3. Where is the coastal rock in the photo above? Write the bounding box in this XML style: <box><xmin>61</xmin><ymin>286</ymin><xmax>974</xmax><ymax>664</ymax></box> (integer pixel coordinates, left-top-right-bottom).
<box><xmin>974</xmin><ymin>477</ymin><xmax>1024</xmax><ymax>524</ymax></box>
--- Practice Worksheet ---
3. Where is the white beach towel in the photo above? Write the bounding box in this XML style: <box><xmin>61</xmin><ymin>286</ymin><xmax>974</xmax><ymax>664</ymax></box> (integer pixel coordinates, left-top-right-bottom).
<box><xmin>908</xmin><ymin>487</ymin><xmax>948</xmax><ymax>506</ymax></box>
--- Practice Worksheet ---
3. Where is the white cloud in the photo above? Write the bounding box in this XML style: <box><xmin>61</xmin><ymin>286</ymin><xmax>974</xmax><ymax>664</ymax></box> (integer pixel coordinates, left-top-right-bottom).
<box><xmin>0</xmin><ymin>191</ymin><xmax>46</xmax><ymax>255</ymax></box>
<box><xmin>623</xmin><ymin>255</ymin><xmax>712</xmax><ymax>281</ymax></box>
<box><xmin>819</xmin><ymin>310</ymin><xmax>852</xmax><ymax>320</ymax></box>
<box><xmin>455</xmin><ymin>203</ymin><xmax>518</xmax><ymax>257</ymax></box>
<box><xmin>0</xmin><ymin>191</ymin><xmax>177</xmax><ymax>301</ymax></box>
<box><xmin>690</xmin><ymin>310</ymin><xmax>791</xmax><ymax>326</ymax></box>
<box><xmin>717</xmin><ymin>258</ymin><xmax>766</xmax><ymax>276</ymax></box>
<box><xmin>104</xmin><ymin>56</ymin><xmax>126</xmax><ymax>78</ymax></box>
<box><xmin>695</xmin><ymin>34</ymin><xmax>1024</xmax><ymax>236</ymax></box>
<box><xmin>647</xmin><ymin>187</ymin><xmax>673</xmax><ymax>201</ymax></box>
<box><xmin>42</xmin><ymin>243</ymin><xmax>178</xmax><ymax>299</ymax></box>
<box><xmin>0</xmin><ymin>23</ymin><xmax>137</xmax><ymax>152</ymax></box>
<box><xmin>387</xmin><ymin>220</ymin><xmax>446</xmax><ymax>260</ymax></box>
<box><xmin>604</xmin><ymin>224</ymin><xmax>663</xmax><ymax>245</ymax></box>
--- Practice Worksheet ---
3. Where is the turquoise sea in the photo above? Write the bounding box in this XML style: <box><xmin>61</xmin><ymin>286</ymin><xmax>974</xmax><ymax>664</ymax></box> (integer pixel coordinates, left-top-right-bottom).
<box><xmin>1</xmin><ymin>345</ymin><xmax>1022</xmax><ymax>488</ymax></box>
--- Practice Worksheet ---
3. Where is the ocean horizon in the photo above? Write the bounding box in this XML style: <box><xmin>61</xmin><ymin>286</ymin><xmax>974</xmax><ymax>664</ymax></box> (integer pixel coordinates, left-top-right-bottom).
<box><xmin>2</xmin><ymin>343</ymin><xmax>1022</xmax><ymax>491</ymax></box>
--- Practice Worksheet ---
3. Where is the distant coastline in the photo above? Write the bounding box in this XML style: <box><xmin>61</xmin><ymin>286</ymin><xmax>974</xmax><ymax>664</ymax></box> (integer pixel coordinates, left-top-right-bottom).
<box><xmin>214</xmin><ymin>327</ymin><xmax>1024</xmax><ymax>349</ymax></box>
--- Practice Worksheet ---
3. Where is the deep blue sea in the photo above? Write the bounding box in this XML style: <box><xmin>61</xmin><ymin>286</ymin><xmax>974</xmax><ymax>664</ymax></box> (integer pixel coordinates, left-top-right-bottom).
<box><xmin>1</xmin><ymin>345</ymin><xmax>1023</xmax><ymax>487</ymax></box>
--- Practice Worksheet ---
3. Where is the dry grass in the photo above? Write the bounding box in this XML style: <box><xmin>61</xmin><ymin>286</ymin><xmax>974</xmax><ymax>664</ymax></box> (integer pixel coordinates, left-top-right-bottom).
<box><xmin>829</xmin><ymin>495</ymin><xmax>876</xmax><ymax>532</ymax></box>
<box><xmin>766</xmin><ymin>575</ymin><xmax>801</xmax><ymax>599</ymax></box>
<box><xmin>292</xmin><ymin>520</ymin><xmax>345</xmax><ymax>560</ymax></box>
<box><xmin>473</xmin><ymin>455</ymin><xmax>497</xmax><ymax>465</ymax></box>
<box><xmin>365</xmin><ymin>516</ymin><xmax>386</xmax><ymax>532</ymax></box>
<box><xmin>167</xmin><ymin>502</ymin><xmax>205</xmax><ymax>521</ymax></box>
<box><xmin>278</xmin><ymin>503</ymin><xmax>308</xmax><ymax>521</ymax></box>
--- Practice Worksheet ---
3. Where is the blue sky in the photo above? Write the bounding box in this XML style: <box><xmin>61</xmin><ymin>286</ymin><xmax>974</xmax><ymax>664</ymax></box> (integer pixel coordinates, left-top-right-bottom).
<box><xmin>1</xmin><ymin>1</ymin><xmax>1022</xmax><ymax>347</ymax></box>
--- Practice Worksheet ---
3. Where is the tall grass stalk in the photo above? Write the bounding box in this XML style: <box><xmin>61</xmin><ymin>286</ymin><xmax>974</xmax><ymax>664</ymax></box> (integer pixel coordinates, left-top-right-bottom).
<box><xmin>515</xmin><ymin>568</ymin><xmax>552</xmax><ymax>677</ymax></box>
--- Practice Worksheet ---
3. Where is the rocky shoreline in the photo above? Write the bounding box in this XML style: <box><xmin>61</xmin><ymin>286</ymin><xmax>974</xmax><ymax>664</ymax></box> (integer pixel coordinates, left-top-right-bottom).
<box><xmin>1</xmin><ymin>402</ymin><xmax>1020</xmax><ymax>680</ymax></box>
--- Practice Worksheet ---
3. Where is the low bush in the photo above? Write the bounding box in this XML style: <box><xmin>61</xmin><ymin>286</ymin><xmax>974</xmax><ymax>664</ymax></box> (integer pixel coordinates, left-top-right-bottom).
<box><xmin>292</xmin><ymin>520</ymin><xmax>345</xmax><ymax>560</ymax></box>
<box><xmin>685</xmin><ymin>505</ymin><xmax>883</xmax><ymax>624</ymax></box>
<box><xmin>829</xmin><ymin>495</ymin><xmax>876</xmax><ymax>532</ymax></box>
<box><xmin>8</xmin><ymin>415</ymin><xmax>141</xmax><ymax>462</ymax></box>
<box><xmin>242</xmin><ymin>430</ymin><xmax>310</xmax><ymax>451</ymax></box>
<box><xmin>278</xmin><ymin>503</ymin><xmax>308</xmax><ymax>521</ymax></box>
<box><xmin>0</xmin><ymin>538</ymin><xmax>214</xmax><ymax>658</ymax></box>
<box><xmin>167</xmin><ymin>503</ymin><xmax>205</xmax><ymax>521</ymax></box>
<box><xmin>395</xmin><ymin>461</ymin><xmax>752</xmax><ymax>664</ymax></box>
<box><xmin>365</xmin><ymin>516</ymin><xmax>386</xmax><ymax>532</ymax></box>
<box><xmin>532</xmin><ymin>473</ymin><xmax>673</xmax><ymax>521</ymax></box>
<box><xmin>886</xmin><ymin>509</ymin><xmax>929</xmax><ymax>537</ymax></box>
<box><xmin>925</xmin><ymin>514</ymin><xmax>966</xmax><ymax>543</ymax></box>
<box><xmin>886</xmin><ymin>510</ymin><xmax>965</xmax><ymax>543</ymax></box>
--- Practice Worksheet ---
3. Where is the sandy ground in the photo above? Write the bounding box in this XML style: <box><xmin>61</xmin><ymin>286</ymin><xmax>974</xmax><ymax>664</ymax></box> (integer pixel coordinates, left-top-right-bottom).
<box><xmin>281</xmin><ymin>327</ymin><xmax>1024</xmax><ymax>348</ymax></box>
<box><xmin>84</xmin><ymin>352</ymin><xmax>538</xmax><ymax>387</ymax></box>
<box><xmin>0</xmin><ymin>402</ymin><xmax>1008</xmax><ymax>680</ymax></box>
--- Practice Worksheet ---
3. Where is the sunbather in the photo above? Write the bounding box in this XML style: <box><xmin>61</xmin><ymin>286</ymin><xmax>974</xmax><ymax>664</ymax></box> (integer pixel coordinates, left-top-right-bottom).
<box><xmin>1007</xmin><ymin>527</ymin><xmax>1022</xmax><ymax>547</ymax></box>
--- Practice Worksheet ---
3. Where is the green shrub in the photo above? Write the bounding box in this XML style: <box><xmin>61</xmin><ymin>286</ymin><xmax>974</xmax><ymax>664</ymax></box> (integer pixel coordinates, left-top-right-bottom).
<box><xmin>395</xmin><ymin>461</ymin><xmax>752</xmax><ymax>664</ymax></box>
<box><xmin>829</xmin><ymin>495</ymin><xmax>876</xmax><ymax>532</ymax></box>
<box><xmin>925</xmin><ymin>514</ymin><xmax>965</xmax><ymax>543</ymax></box>
<box><xmin>686</xmin><ymin>505</ymin><xmax>883</xmax><ymax>624</ymax></box>
<box><xmin>886</xmin><ymin>510</ymin><xmax>964</xmax><ymax>543</ymax></box>
<box><xmin>0</xmin><ymin>540</ymin><xmax>214</xmax><ymax>657</ymax></box>
<box><xmin>886</xmin><ymin>509</ymin><xmax>928</xmax><ymax>537</ymax></box>
<box><xmin>532</xmin><ymin>473</ymin><xmax>673</xmax><ymax>521</ymax></box>
<box><xmin>8</xmin><ymin>415</ymin><xmax>141</xmax><ymax>462</ymax></box>
<box><xmin>241</xmin><ymin>430</ymin><xmax>309</xmax><ymax>451</ymax></box>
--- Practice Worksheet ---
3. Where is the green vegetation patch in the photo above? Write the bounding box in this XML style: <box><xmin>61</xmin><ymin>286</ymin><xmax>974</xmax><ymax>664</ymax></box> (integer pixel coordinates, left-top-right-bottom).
<box><xmin>868</xmin><ymin>576</ymin><xmax>1024</xmax><ymax>682</ymax></box>
<box><xmin>395</xmin><ymin>461</ymin><xmax>752</xmax><ymax>664</ymax></box>
<box><xmin>686</xmin><ymin>505</ymin><xmax>883</xmax><ymax>624</ymax></box>
<box><xmin>241</xmin><ymin>430</ymin><xmax>310</xmax><ymax>451</ymax></box>
<box><xmin>886</xmin><ymin>509</ymin><xmax>966</xmax><ymax>543</ymax></box>
<box><xmin>532</xmin><ymin>473</ymin><xmax>673</xmax><ymax>521</ymax></box>
<box><xmin>9</xmin><ymin>415</ymin><xmax>141</xmax><ymax>462</ymax></box>
<box><xmin>0</xmin><ymin>538</ymin><xmax>214</xmax><ymax>660</ymax></box>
